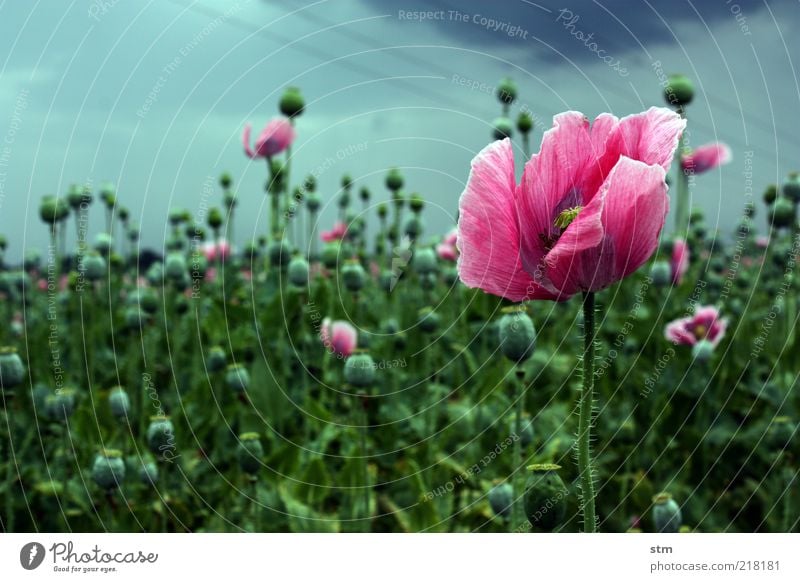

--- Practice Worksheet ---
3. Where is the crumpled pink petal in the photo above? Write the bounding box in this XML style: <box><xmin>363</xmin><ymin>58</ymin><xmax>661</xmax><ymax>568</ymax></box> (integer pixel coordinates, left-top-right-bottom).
<box><xmin>681</xmin><ymin>142</ymin><xmax>732</xmax><ymax>175</ymax></box>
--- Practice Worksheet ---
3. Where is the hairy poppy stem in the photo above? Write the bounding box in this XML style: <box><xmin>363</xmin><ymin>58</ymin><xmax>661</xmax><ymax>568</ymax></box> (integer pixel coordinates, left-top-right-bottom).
<box><xmin>578</xmin><ymin>291</ymin><xmax>597</xmax><ymax>532</ymax></box>
<box><xmin>675</xmin><ymin>110</ymin><xmax>689</xmax><ymax>236</ymax></box>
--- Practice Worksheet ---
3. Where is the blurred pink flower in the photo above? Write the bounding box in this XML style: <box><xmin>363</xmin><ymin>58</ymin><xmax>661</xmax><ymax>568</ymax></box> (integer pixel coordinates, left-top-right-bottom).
<box><xmin>681</xmin><ymin>143</ymin><xmax>731</xmax><ymax>175</ymax></box>
<box><xmin>321</xmin><ymin>221</ymin><xmax>347</xmax><ymax>243</ymax></box>
<box><xmin>37</xmin><ymin>278</ymin><xmax>47</xmax><ymax>291</ymax></box>
<box><xmin>665</xmin><ymin>305</ymin><xmax>727</xmax><ymax>347</ymax></box>
<box><xmin>436</xmin><ymin>229</ymin><xmax>458</xmax><ymax>262</ymax></box>
<box><xmin>756</xmin><ymin>235</ymin><xmax>769</xmax><ymax>249</ymax></box>
<box><xmin>671</xmin><ymin>239</ymin><xmax>689</xmax><ymax>285</ymax></box>
<box><xmin>203</xmin><ymin>240</ymin><xmax>231</xmax><ymax>262</ymax></box>
<box><xmin>457</xmin><ymin>107</ymin><xmax>685</xmax><ymax>301</ymax></box>
<box><xmin>243</xmin><ymin>118</ymin><xmax>295</xmax><ymax>159</ymax></box>
<box><xmin>320</xmin><ymin>317</ymin><xmax>357</xmax><ymax>357</ymax></box>
<box><xmin>204</xmin><ymin>267</ymin><xmax>217</xmax><ymax>283</ymax></box>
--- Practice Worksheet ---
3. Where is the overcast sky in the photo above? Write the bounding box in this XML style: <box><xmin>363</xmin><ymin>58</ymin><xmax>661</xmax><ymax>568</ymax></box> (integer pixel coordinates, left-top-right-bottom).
<box><xmin>1</xmin><ymin>0</ymin><xmax>798</xmax><ymax>259</ymax></box>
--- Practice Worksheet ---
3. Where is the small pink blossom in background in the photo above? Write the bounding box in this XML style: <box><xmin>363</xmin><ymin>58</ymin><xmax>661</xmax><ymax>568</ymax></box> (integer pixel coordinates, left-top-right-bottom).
<box><xmin>240</xmin><ymin>269</ymin><xmax>252</xmax><ymax>282</ymax></box>
<box><xmin>321</xmin><ymin>221</ymin><xmax>347</xmax><ymax>243</ymax></box>
<box><xmin>59</xmin><ymin>275</ymin><xmax>69</xmax><ymax>291</ymax></box>
<box><xmin>320</xmin><ymin>317</ymin><xmax>357</xmax><ymax>358</ymax></box>
<box><xmin>742</xmin><ymin>256</ymin><xmax>754</xmax><ymax>269</ymax></box>
<box><xmin>756</xmin><ymin>235</ymin><xmax>769</xmax><ymax>249</ymax></box>
<box><xmin>203</xmin><ymin>240</ymin><xmax>231</xmax><ymax>263</ymax></box>
<box><xmin>369</xmin><ymin>261</ymin><xmax>381</xmax><ymax>279</ymax></box>
<box><xmin>457</xmin><ymin>107</ymin><xmax>685</xmax><ymax>301</ymax></box>
<box><xmin>665</xmin><ymin>305</ymin><xmax>727</xmax><ymax>347</ymax></box>
<box><xmin>242</xmin><ymin>117</ymin><xmax>295</xmax><ymax>159</ymax></box>
<box><xmin>436</xmin><ymin>229</ymin><xmax>458</xmax><ymax>262</ymax></box>
<box><xmin>37</xmin><ymin>279</ymin><xmax>47</xmax><ymax>291</ymax></box>
<box><xmin>681</xmin><ymin>143</ymin><xmax>732</xmax><ymax>175</ymax></box>
<box><xmin>671</xmin><ymin>239</ymin><xmax>689</xmax><ymax>285</ymax></box>
<box><xmin>204</xmin><ymin>267</ymin><xmax>217</xmax><ymax>283</ymax></box>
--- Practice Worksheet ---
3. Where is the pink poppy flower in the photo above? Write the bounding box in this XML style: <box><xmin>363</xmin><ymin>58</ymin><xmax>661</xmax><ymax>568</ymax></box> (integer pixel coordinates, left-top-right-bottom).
<box><xmin>665</xmin><ymin>305</ymin><xmax>727</xmax><ymax>347</ymax></box>
<box><xmin>671</xmin><ymin>239</ymin><xmax>689</xmax><ymax>285</ymax></box>
<box><xmin>203</xmin><ymin>240</ymin><xmax>231</xmax><ymax>262</ymax></box>
<box><xmin>320</xmin><ymin>317</ymin><xmax>357</xmax><ymax>357</ymax></box>
<box><xmin>204</xmin><ymin>267</ymin><xmax>217</xmax><ymax>283</ymax></box>
<box><xmin>242</xmin><ymin>118</ymin><xmax>295</xmax><ymax>159</ymax></box>
<box><xmin>457</xmin><ymin>107</ymin><xmax>686</xmax><ymax>301</ymax></box>
<box><xmin>320</xmin><ymin>221</ymin><xmax>347</xmax><ymax>243</ymax></box>
<box><xmin>681</xmin><ymin>142</ymin><xmax>731</xmax><ymax>175</ymax></box>
<box><xmin>37</xmin><ymin>278</ymin><xmax>47</xmax><ymax>291</ymax></box>
<box><xmin>756</xmin><ymin>235</ymin><xmax>769</xmax><ymax>249</ymax></box>
<box><xmin>436</xmin><ymin>229</ymin><xmax>458</xmax><ymax>262</ymax></box>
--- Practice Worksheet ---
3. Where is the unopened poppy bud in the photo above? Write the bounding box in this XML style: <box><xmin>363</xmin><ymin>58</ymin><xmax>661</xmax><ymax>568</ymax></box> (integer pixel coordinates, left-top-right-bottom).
<box><xmin>237</xmin><ymin>432</ymin><xmax>264</xmax><ymax>474</ymax></box>
<box><xmin>650</xmin><ymin>261</ymin><xmax>671</xmax><ymax>287</ymax></box>
<box><xmin>498</xmin><ymin>306</ymin><xmax>536</xmax><ymax>363</ymax></box>
<box><xmin>488</xmin><ymin>482</ymin><xmax>513</xmax><ymax>518</ymax></box>
<box><xmin>523</xmin><ymin>464</ymin><xmax>568</xmax><ymax>532</ymax></box>
<box><xmin>516</xmin><ymin>111</ymin><xmax>533</xmax><ymax>134</ymax></box>
<box><xmin>92</xmin><ymin>449</ymin><xmax>126</xmax><ymax>490</ymax></box>
<box><xmin>109</xmin><ymin>386</ymin><xmax>130</xmax><ymax>419</ymax></box>
<box><xmin>303</xmin><ymin>174</ymin><xmax>316</xmax><ymax>193</ymax></box>
<box><xmin>359</xmin><ymin>187</ymin><xmax>371</xmax><ymax>202</ymax></box>
<box><xmin>306</xmin><ymin>193</ymin><xmax>321</xmax><ymax>212</ymax></box>
<box><xmin>492</xmin><ymin>117</ymin><xmax>514</xmax><ymax>140</ymax></box>
<box><xmin>288</xmin><ymin>256</ymin><xmax>310</xmax><ymax>287</ymax></box>
<box><xmin>496</xmin><ymin>77</ymin><xmax>517</xmax><ymax>105</ymax></box>
<box><xmin>219</xmin><ymin>172</ymin><xmax>233</xmax><ymax>190</ymax></box>
<box><xmin>692</xmin><ymin>339</ymin><xmax>714</xmax><ymax>362</ymax></box>
<box><xmin>385</xmin><ymin>168</ymin><xmax>404</xmax><ymax>192</ymax></box>
<box><xmin>409</xmin><ymin>194</ymin><xmax>424</xmax><ymax>214</ymax></box>
<box><xmin>763</xmin><ymin>184</ymin><xmax>778</xmax><ymax>205</ymax></box>
<box><xmin>207</xmin><ymin>207</ymin><xmax>224</xmax><ymax>230</ymax></box>
<box><xmin>93</xmin><ymin>233</ymin><xmax>114</xmax><ymax>255</ymax></box>
<box><xmin>268</xmin><ymin>239</ymin><xmax>291</xmax><ymax>268</ymax></box>
<box><xmin>146</xmin><ymin>415</ymin><xmax>176</xmax><ymax>457</ymax></box>
<box><xmin>782</xmin><ymin>172</ymin><xmax>800</xmax><ymax>203</ymax></box>
<box><xmin>344</xmin><ymin>351</ymin><xmax>375</xmax><ymax>388</ymax></box>
<box><xmin>338</xmin><ymin>191</ymin><xmax>351</xmax><ymax>209</ymax></box>
<box><xmin>341</xmin><ymin>260</ymin><xmax>366</xmax><ymax>292</ymax></box>
<box><xmin>0</xmin><ymin>347</ymin><xmax>25</xmax><ymax>390</ymax></box>
<box><xmin>418</xmin><ymin>307</ymin><xmax>440</xmax><ymax>333</ymax></box>
<box><xmin>226</xmin><ymin>364</ymin><xmax>250</xmax><ymax>392</ymax></box>
<box><xmin>403</xmin><ymin>216</ymin><xmax>423</xmax><ymax>239</ymax></box>
<box><xmin>652</xmin><ymin>492</ymin><xmax>682</xmax><ymax>532</ymax></box>
<box><xmin>81</xmin><ymin>252</ymin><xmax>106</xmax><ymax>282</ymax></box>
<box><xmin>279</xmin><ymin>86</ymin><xmax>305</xmax><ymax>118</ymax></box>
<box><xmin>664</xmin><ymin>74</ymin><xmax>694</xmax><ymax>107</ymax></box>
<box><xmin>413</xmin><ymin>247</ymin><xmax>437</xmax><ymax>275</ymax></box>
<box><xmin>164</xmin><ymin>253</ymin><xmax>187</xmax><ymax>282</ymax></box>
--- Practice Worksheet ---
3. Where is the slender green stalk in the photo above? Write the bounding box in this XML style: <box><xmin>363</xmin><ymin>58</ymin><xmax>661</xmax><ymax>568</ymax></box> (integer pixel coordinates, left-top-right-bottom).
<box><xmin>3</xmin><ymin>403</ymin><xmax>14</xmax><ymax>532</ymax></box>
<box><xmin>674</xmin><ymin>109</ymin><xmax>689</xmax><ymax>236</ymax></box>
<box><xmin>512</xmin><ymin>365</ymin><xmax>524</xmax><ymax>529</ymax></box>
<box><xmin>578</xmin><ymin>291</ymin><xmax>597</xmax><ymax>533</ymax></box>
<box><xmin>359</xmin><ymin>400</ymin><xmax>370</xmax><ymax>532</ymax></box>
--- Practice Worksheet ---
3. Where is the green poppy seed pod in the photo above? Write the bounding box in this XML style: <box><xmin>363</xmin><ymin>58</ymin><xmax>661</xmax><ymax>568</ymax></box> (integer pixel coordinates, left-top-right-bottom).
<box><xmin>403</xmin><ymin>216</ymin><xmax>423</xmax><ymax>239</ymax></box>
<box><xmin>45</xmin><ymin>389</ymin><xmax>76</xmax><ymax>421</ymax></box>
<box><xmin>413</xmin><ymin>247</ymin><xmax>438</xmax><ymax>275</ymax></box>
<box><xmin>376</xmin><ymin>203</ymin><xmax>388</xmax><ymax>219</ymax></box>
<box><xmin>420</xmin><ymin>272</ymin><xmax>436</xmax><ymax>291</ymax></box>
<box><xmin>288</xmin><ymin>256</ymin><xmax>310</xmax><ymax>287</ymax></box>
<box><xmin>118</xmin><ymin>206</ymin><xmax>130</xmax><ymax>222</ymax></box>
<box><xmin>321</xmin><ymin>242</ymin><xmax>340</xmax><ymax>269</ymax></box>
<box><xmin>344</xmin><ymin>351</ymin><xmax>376</xmax><ymax>388</ymax></box>
<box><xmin>518</xmin><ymin>414</ymin><xmax>535</xmax><ymax>448</ymax></box>
<box><xmin>492</xmin><ymin>116</ymin><xmax>514</xmax><ymax>140</ymax></box>
<box><xmin>341</xmin><ymin>260</ymin><xmax>366</xmax><ymax>293</ymax></box>
<box><xmin>225</xmin><ymin>364</ymin><xmax>250</xmax><ymax>392</ymax></box>
<box><xmin>767</xmin><ymin>416</ymin><xmax>796</xmax><ymax>451</ymax></box>
<box><xmin>652</xmin><ymin>492</ymin><xmax>682</xmax><ymax>533</ymax></box>
<box><xmin>279</xmin><ymin>86</ymin><xmax>305</xmax><ymax>118</ymax></box>
<box><xmin>664</xmin><ymin>74</ymin><xmax>694</xmax><ymax>108</ymax></box>
<box><xmin>146</xmin><ymin>416</ymin><xmax>176</xmax><ymax>457</ymax></box>
<box><xmin>523</xmin><ymin>464</ymin><xmax>568</xmax><ymax>532</ymax></box>
<box><xmin>164</xmin><ymin>252</ymin><xmax>187</xmax><ymax>282</ymax></box>
<box><xmin>386</xmin><ymin>168</ymin><xmax>404</xmax><ymax>192</ymax></box>
<box><xmin>0</xmin><ymin>347</ymin><xmax>25</xmax><ymax>390</ymax></box>
<box><xmin>268</xmin><ymin>238</ymin><xmax>291</xmax><ymax>268</ymax></box>
<box><xmin>516</xmin><ymin>111</ymin><xmax>533</xmax><ymax>134</ymax></box>
<box><xmin>650</xmin><ymin>261</ymin><xmax>671</xmax><ymax>288</ymax></box>
<box><xmin>23</xmin><ymin>248</ymin><xmax>41</xmax><ymax>271</ymax></box>
<box><xmin>0</xmin><ymin>234</ymin><xmax>6</xmax><ymax>251</ymax></box>
<box><xmin>67</xmin><ymin>184</ymin><xmax>83</xmax><ymax>209</ymax></box>
<box><xmin>206</xmin><ymin>346</ymin><xmax>226</xmax><ymax>373</ymax></box>
<box><xmin>168</xmin><ymin>207</ymin><xmax>185</xmax><ymax>226</ymax></box>
<box><xmin>224</xmin><ymin>191</ymin><xmax>238</xmax><ymax>211</ymax></box>
<box><xmin>393</xmin><ymin>192</ymin><xmax>406</xmax><ymax>209</ymax></box>
<box><xmin>207</xmin><ymin>207</ymin><xmax>224</xmax><ymax>230</ymax></box>
<box><xmin>39</xmin><ymin>196</ymin><xmax>68</xmax><ymax>225</ymax></box>
<box><xmin>359</xmin><ymin>187</ymin><xmax>371</xmax><ymax>202</ymax></box>
<box><xmin>306</xmin><ymin>193</ymin><xmax>321</xmax><ymax>212</ymax></box>
<box><xmin>338</xmin><ymin>191</ymin><xmax>351</xmax><ymax>209</ymax></box>
<box><xmin>488</xmin><ymin>482</ymin><xmax>513</xmax><ymax>518</ymax></box>
<box><xmin>409</xmin><ymin>194</ymin><xmax>424</xmax><ymax>214</ymax></box>
<box><xmin>139</xmin><ymin>461</ymin><xmax>159</xmax><ymax>485</ymax></box>
<box><xmin>498</xmin><ymin>306</ymin><xmax>536</xmax><ymax>363</ymax></box>
<box><xmin>219</xmin><ymin>172</ymin><xmax>233</xmax><ymax>190</ymax></box>
<box><xmin>688</xmin><ymin>207</ymin><xmax>704</xmax><ymax>225</ymax></box>
<box><xmin>418</xmin><ymin>307</ymin><xmax>440</xmax><ymax>333</ymax></box>
<box><xmin>92</xmin><ymin>449</ymin><xmax>126</xmax><ymax>490</ymax></box>
<box><xmin>782</xmin><ymin>172</ymin><xmax>800</xmax><ymax>203</ymax></box>
<box><xmin>139</xmin><ymin>288</ymin><xmax>160</xmax><ymax>315</ymax></box>
<box><xmin>341</xmin><ymin>174</ymin><xmax>354</xmax><ymax>190</ymax></box>
<box><xmin>303</xmin><ymin>174</ymin><xmax>317</xmax><ymax>193</ymax></box>
<box><xmin>763</xmin><ymin>184</ymin><xmax>778</xmax><ymax>205</ymax></box>
<box><xmin>237</xmin><ymin>432</ymin><xmax>264</xmax><ymax>474</ymax></box>
<box><xmin>496</xmin><ymin>77</ymin><xmax>517</xmax><ymax>105</ymax></box>
<box><xmin>81</xmin><ymin>252</ymin><xmax>106</xmax><ymax>282</ymax></box>
<box><xmin>128</xmin><ymin>225</ymin><xmax>139</xmax><ymax>242</ymax></box>
<box><xmin>109</xmin><ymin>387</ymin><xmax>130</xmax><ymax>419</ymax></box>
<box><xmin>124</xmin><ymin>307</ymin><xmax>147</xmax><ymax>330</ymax></box>
<box><xmin>443</xmin><ymin>266</ymin><xmax>459</xmax><ymax>287</ymax></box>
<box><xmin>771</xmin><ymin>197</ymin><xmax>795</xmax><ymax>229</ymax></box>
<box><xmin>93</xmin><ymin>232</ymin><xmax>114</xmax><ymax>255</ymax></box>
<box><xmin>691</xmin><ymin>222</ymin><xmax>708</xmax><ymax>240</ymax></box>
<box><xmin>743</xmin><ymin>202</ymin><xmax>756</xmax><ymax>218</ymax></box>
<box><xmin>692</xmin><ymin>339</ymin><xmax>714</xmax><ymax>362</ymax></box>
<box><xmin>100</xmin><ymin>182</ymin><xmax>116</xmax><ymax>202</ymax></box>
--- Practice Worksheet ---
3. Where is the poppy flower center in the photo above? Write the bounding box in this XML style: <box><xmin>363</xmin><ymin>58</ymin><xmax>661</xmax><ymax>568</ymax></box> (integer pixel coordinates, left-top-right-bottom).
<box><xmin>693</xmin><ymin>324</ymin><xmax>708</xmax><ymax>340</ymax></box>
<box><xmin>554</xmin><ymin>206</ymin><xmax>583</xmax><ymax>229</ymax></box>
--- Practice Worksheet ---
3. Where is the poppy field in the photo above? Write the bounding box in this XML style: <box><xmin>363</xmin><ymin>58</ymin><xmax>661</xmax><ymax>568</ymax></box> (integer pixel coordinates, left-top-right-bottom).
<box><xmin>0</xmin><ymin>74</ymin><xmax>798</xmax><ymax>536</ymax></box>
